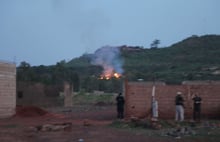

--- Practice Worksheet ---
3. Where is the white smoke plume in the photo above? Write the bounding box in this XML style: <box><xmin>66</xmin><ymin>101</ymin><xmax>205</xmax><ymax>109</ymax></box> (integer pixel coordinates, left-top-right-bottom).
<box><xmin>91</xmin><ymin>46</ymin><xmax>124</xmax><ymax>76</ymax></box>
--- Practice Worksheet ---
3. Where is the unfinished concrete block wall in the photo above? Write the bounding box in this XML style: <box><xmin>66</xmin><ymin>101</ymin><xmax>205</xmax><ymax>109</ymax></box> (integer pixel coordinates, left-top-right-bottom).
<box><xmin>125</xmin><ymin>81</ymin><xmax>220</xmax><ymax>119</ymax></box>
<box><xmin>0</xmin><ymin>62</ymin><xmax>16</xmax><ymax>118</ymax></box>
<box><xmin>125</xmin><ymin>82</ymin><xmax>152</xmax><ymax>118</ymax></box>
<box><xmin>185</xmin><ymin>83</ymin><xmax>220</xmax><ymax>118</ymax></box>
<box><xmin>17</xmin><ymin>82</ymin><xmax>63</xmax><ymax>107</ymax></box>
<box><xmin>64</xmin><ymin>82</ymin><xmax>73</xmax><ymax>107</ymax></box>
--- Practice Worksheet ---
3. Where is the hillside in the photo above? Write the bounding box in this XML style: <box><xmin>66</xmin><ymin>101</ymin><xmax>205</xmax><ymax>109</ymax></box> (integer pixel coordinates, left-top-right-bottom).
<box><xmin>67</xmin><ymin>35</ymin><xmax>220</xmax><ymax>84</ymax></box>
<box><xmin>17</xmin><ymin>35</ymin><xmax>220</xmax><ymax>92</ymax></box>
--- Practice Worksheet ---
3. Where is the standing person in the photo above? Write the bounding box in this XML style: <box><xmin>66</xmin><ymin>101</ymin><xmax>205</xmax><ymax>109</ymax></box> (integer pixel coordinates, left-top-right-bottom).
<box><xmin>192</xmin><ymin>94</ymin><xmax>202</xmax><ymax>122</ymax></box>
<box><xmin>175</xmin><ymin>92</ymin><xmax>184</xmax><ymax>122</ymax></box>
<box><xmin>116</xmin><ymin>93</ymin><xmax>125</xmax><ymax>119</ymax></box>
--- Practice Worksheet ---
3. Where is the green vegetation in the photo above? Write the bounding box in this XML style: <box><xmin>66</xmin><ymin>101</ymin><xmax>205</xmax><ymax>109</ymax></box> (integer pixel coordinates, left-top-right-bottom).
<box><xmin>17</xmin><ymin>35</ymin><xmax>220</xmax><ymax>93</ymax></box>
<box><xmin>122</xmin><ymin>35</ymin><xmax>220</xmax><ymax>83</ymax></box>
<box><xmin>73</xmin><ymin>92</ymin><xmax>115</xmax><ymax>105</ymax></box>
<box><xmin>110</xmin><ymin>120</ymin><xmax>152</xmax><ymax>129</ymax></box>
<box><xmin>110</xmin><ymin>119</ymin><xmax>220</xmax><ymax>140</ymax></box>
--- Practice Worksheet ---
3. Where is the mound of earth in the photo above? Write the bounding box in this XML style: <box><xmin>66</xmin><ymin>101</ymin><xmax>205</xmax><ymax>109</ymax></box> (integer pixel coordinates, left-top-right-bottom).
<box><xmin>16</xmin><ymin>105</ymin><xmax>48</xmax><ymax>117</ymax></box>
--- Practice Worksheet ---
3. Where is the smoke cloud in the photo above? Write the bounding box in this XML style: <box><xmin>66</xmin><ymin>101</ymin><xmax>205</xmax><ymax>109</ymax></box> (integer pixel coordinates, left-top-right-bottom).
<box><xmin>91</xmin><ymin>46</ymin><xmax>124</xmax><ymax>76</ymax></box>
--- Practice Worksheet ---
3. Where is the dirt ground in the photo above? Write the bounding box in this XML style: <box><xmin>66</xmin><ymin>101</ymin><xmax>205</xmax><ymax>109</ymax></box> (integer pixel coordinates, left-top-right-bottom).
<box><xmin>0</xmin><ymin>105</ymin><xmax>220</xmax><ymax>142</ymax></box>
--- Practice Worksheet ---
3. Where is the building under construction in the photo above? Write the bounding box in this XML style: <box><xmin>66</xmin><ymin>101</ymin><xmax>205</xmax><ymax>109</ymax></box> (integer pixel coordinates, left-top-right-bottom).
<box><xmin>124</xmin><ymin>81</ymin><xmax>220</xmax><ymax>119</ymax></box>
<box><xmin>0</xmin><ymin>61</ymin><xmax>16</xmax><ymax>118</ymax></box>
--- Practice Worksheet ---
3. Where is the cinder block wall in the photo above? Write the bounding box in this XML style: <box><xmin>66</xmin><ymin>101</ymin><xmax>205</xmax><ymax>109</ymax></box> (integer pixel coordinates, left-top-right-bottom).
<box><xmin>17</xmin><ymin>82</ymin><xmax>63</xmax><ymax>107</ymax></box>
<box><xmin>124</xmin><ymin>82</ymin><xmax>153</xmax><ymax>118</ymax></box>
<box><xmin>125</xmin><ymin>81</ymin><xmax>220</xmax><ymax>119</ymax></box>
<box><xmin>0</xmin><ymin>62</ymin><xmax>16</xmax><ymax>118</ymax></box>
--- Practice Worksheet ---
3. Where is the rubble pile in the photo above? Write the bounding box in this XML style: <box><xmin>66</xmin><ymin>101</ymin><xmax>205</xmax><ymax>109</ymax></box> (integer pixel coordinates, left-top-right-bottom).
<box><xmin>16</xmin><ymin>105</ymin><xmax>48</xmax><ymax>117</ymax></box>
<box><xmin>163</xmin><ymin>126</ymin><xmax>196</xmax><ymax>138</ymax></box>
<box><xmin>28</xmin><ymin>122</ymin><xmax>72</xmax><ymax>132</ymax></box>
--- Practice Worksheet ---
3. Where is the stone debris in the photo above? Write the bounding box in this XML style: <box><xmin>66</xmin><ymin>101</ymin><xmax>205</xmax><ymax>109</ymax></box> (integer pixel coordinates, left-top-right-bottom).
<box><xmin>130</xmin><ymin>116</ymin><xmax>139</xmax><ymax>122</ymax></box>
<box><xmin>27</xmin><ymin>122</ymin><xmax>72</xmax><ymax>132</ymax></box>
<box><xmin>202</xmin><ymin>121</ymin><xmax>219</xmax><ymax>128</ymax></box>
<box><xmin>151</xmin><ymin>122</ymin><xmax>162</xmax><ymax>130</ymax></box>
<box><xmin>162</xmin><ymin>126</ymin><xmax>196</xmax><ymax>138</ymax></box>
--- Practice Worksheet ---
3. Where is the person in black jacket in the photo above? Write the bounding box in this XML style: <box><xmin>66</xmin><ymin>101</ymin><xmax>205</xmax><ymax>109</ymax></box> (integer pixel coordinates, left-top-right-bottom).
<box><xmin>192</xmin><ymin>94</ymin><xmax>202</xmax><ymax>122</ymax></box>
<box><xmin>116</xmin><ymin>93</ymin><xmax>125</xmax><ymax>119</ymax></box>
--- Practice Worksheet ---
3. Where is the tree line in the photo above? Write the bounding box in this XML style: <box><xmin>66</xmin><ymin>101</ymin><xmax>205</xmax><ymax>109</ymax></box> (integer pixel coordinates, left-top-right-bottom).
<box><xmin>17</xmin><ymin>60</ymin><xmax>123</xmax><ymax>93</ymax></box>
<box><xmin>17</xmin><ymin>35</ymin><xmax>220</xmax><ymax>93</ymax></box>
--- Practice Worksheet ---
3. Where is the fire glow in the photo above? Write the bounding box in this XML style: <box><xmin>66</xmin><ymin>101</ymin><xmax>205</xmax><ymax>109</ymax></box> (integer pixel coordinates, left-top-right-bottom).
<box><xmin>91</xmin><ymin>46</ymin><xmax>124</xmax><ymax>80</ymax></box>
<box><xmin>99</xmin><ymin>72</ymin><xmax>122</xmax><ymax>80</ymax></box>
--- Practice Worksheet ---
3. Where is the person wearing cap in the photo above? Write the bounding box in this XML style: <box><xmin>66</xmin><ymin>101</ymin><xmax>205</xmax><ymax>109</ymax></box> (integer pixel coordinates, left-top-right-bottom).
<box><xmin>175</xmin><ymin>91</ymin><xmax>184</xmax><ymax>121</ymax></box>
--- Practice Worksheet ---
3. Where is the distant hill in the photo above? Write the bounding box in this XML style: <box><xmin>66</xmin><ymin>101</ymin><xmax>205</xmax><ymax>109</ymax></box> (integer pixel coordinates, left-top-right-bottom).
<box><xmin>67</xmin><ymin>35</ymin><xmax>220</xmax><ymax>84</ymax></box>
<box><xmin>17</xmin><ymin>34</ymin><xmax>220</xmax><ymax>93</ymax></box>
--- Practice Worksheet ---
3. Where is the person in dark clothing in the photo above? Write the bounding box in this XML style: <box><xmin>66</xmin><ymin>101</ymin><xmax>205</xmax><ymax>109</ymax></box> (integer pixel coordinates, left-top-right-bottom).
<box><xmin>192</xmin><ymin>94</ymin><xmax>202</xmax><ymax>122</ymax></box>
<box><xmin>175</xmin><ymin>92</ymin><xmax>184</xmax><ymax>121</ymax></box>
<box><xmin>116</xmin><ymin>93</ymin><xmax>125</xmax><ymax>119</ymax></box>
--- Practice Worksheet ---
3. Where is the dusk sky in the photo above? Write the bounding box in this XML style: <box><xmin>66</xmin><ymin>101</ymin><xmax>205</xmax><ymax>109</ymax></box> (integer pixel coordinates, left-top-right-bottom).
<box><xmin>0</xmin><ymin>0</ymin><xmax>220</xmax><ymax>66</ymax></box>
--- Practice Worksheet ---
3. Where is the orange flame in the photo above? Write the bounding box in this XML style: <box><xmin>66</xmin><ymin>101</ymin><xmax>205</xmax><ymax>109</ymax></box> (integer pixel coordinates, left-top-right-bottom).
<box><xmin>99</xmin><ymin>72</ymin><xmax>121</xmax><ymax>80</ymax></box>
<box><xmin>113</xmin><ymin>73</ymin><xmax>120</xmax><ymax>78</ymax></box>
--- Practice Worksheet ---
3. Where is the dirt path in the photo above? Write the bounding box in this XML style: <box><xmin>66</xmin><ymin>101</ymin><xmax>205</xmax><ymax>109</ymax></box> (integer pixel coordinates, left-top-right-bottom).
<box><xmin>0</xmin><ymin>105</ymin><xmax>219</xmax><ymax>142</ymax></box>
